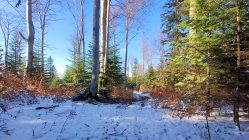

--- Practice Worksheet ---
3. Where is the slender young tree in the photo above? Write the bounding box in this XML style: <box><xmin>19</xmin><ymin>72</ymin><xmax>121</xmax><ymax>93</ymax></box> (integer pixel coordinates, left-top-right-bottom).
<box><xmin>90</xmin><ymin>0</ymin><xmax>101</xmax><ymax>97</ymax></box>
<box><xmin>234</xmin><ymin>0</ymin><xmax>242</xmax><ymax>131</ymax></box>
<box><xmin>123</xmin><ymin>0</ymin><xmax>150</xmax><ymax>84</ymax></box>
<box><xmin>35</xmin><ymin>0</ymin><xmax>61</xmax><ymax>73</ymax></box>
<box><xmin>80</xmin><ymin>0</ymin><xmax>86</xmax><ymax>64</ymax></box>
<box><xmin>0</xmin><ymin>11</ymin><xmax>18</xmax><ymax>68</ymax></box>
<box><xmin>66</xmin><ymin>0</ymin><xmax>86</xmax><ymax>63</ymax></box>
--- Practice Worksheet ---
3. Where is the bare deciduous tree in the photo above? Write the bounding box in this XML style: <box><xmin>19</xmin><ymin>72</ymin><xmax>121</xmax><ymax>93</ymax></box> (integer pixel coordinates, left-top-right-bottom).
<box><xmin>121</xmin><ymin>0</ymin><xmax>150</xmax><ymax>83</ymax></box>
<box><xmin>66</xmin><ymin>0</ymin><xmax>86</xmax><ymax>64</ymax></box>
<box><xmin>35</xmin><ymin>0</ymin><xmax>61</xmax><ymax>73</ymax></box>
<box><xmin>0</xmin><ymin>11</ymin><xmax>17</xmax><ymax>68</ymax></box>
<box><xmin>141</xmin><ymin>36</ymin><xmax>152</xmax><ymax>74</ymax></box>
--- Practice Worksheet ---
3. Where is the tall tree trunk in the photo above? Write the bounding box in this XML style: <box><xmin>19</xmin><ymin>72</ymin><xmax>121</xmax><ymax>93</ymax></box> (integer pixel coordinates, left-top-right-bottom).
<box><xmin>41</xmin><ymin>23</ymin><xmax>45</xmax><ymax>73</ymax></box>
<box><xmin>100</xmin><ymin>0</ymin><xmax>107</xmax><ymax>80</ymax></box>
<box><xmin>36</xmin><ymin>0</ymin><xmax>51</xmax><ymax>75</ymax></box>
<box><xmin>234</xmin><ymin>0</ymin><xmax>241</xmax><ymax>131</ymax></box>
<box><xmin>76</xmin><ymin>31</ymin><xmax>80</xmax><ymax>57</ymax></box>
<box><xmin>25</xmin><ymin>0</ymin><xmax>35</xmax><ymax>77</ymax></box>
<box><xmin>90</xmin><ymin>0</ymin><xmax>100</xmax><ymax>97</ymax></box>
<box><xmin>103</xmin><ymin>0</ymin><xmax>110</xmax><ymax>73</ymax></box>
<box><xmin>124</xmin><ymin>13</ymin><xmax>129</xmax><ymax>84</ymax></box>
<box><xmin>80</xmin><ymin>0</ymin><xmax>85</xmax><ymax>65</ymax></box>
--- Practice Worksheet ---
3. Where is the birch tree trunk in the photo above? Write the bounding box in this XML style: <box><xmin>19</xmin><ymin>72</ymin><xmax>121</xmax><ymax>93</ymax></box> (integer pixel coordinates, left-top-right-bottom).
<box><xmin>90</xmin><ymin>0</ymin><xmax>100</xmax><ymax>97</ymax></box>
<box><xmin>100</xmin><ymin>0</ymin><xmax>107</xmax><ymax>79</ymax></box>
<box><xmin>103</xmin><ymin>0</ymin><xmax>110</xmax><ymax>73</ymax></box>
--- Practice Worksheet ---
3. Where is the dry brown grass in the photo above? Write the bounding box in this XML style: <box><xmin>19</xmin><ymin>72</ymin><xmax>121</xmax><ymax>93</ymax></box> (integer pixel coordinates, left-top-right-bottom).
<box><xmin>48</xmin><ymin>85</ymin><xmax>80</xmax><ymax>98</ymax></box>
<box><xmin>110</xmin><ymin>86</ymin><xmax>135</xmax><ymax>101</ymax></box>
<box><xmin>0</xmin><ymin>71</ymin><xmax>80</xmax><ymax>98</ymax></box>
<box><xmin>0</xmin><ymin>71</ymin><xmax>47</xmax><ymax>92</ymax></box>
<box><xmin>139</xmin><ymin>86</ymin><xmax>183</xmax><ymax>101</ymax></box>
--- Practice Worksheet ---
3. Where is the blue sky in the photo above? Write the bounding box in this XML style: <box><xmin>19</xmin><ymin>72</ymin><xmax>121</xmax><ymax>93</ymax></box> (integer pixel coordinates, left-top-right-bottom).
<box><xmin>0</xmin><ymin>0</ymin><xmax>165</xmax><ymax>76</ymax></box>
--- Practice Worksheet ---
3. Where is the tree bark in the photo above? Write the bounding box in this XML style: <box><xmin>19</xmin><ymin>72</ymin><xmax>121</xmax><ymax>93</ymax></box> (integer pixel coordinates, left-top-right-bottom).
<box><xmin>25</xmin><ymin>0</ymin><xmax>35</xmax><ymax>77</ymax></box>
<box><xmin>124</xmin><ymin>13</ymin><xmax>129</xmax><ymax>84</ymax></box>
<box><xmin>80</xmin><ymin>0</ymin><xmax>85</xmax><ymax>65</ymax></box>
<box><xmin>103</xmin><ymin>0</ymin><xmax>110</xmax><ymax>73</ymax></box>
<box><xmin>41</xmin><ymin>22</ymin><xmax>45</xmax><ymax>73</ymax></box>
<box><xmin>234</xmin><ymin>0</ymin><xmax>241</xmax><ymax>131</ymax></box>
<box><xmin>100</xmin><ymin>0</ymin><xmax>107</xmax><ymax>80</ymax></box>
<box><xmin>90</xmin><ymin>0</ymin><xmax>101</xmax><ymax>97</ymax></box>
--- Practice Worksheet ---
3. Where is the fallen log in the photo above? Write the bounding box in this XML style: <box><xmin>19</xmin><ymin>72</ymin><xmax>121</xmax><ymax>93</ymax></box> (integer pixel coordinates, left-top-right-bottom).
<box><xmin>35</xmin><ymin>105</ymin><xmax>59</xmax><ymax>110</ymax></box>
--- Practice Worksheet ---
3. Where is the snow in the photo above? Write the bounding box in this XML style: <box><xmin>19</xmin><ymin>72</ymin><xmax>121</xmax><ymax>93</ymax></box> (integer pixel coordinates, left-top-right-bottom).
<box><xmin>133</xmin><ymin>91</ymin><xmax>151</xmax><ymax>100</ymax></box>
<box><xmin>0</xmin><ymin>94</ymin><xmax>249</xmax><ymax>140</ymax></box>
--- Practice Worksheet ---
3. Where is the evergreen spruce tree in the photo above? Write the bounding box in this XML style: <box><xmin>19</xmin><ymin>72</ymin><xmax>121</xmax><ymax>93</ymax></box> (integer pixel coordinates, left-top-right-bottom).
<box><xmin>63</xmin><ymin>66</ymin><xmax>74</xmax><ymax>84</ymax></box>
<box><xmin>33</xmin><ymin>40</ymin><xmax>43</xmax><ymax>75</ymax></box>
<box><xmin>128</xmin><ymin>58</ymin><xmax>143</xmax><ymax>89</ymax></box>
<box><xmin>71</xmin><ymin>56</ymin><xmax>85</xmax><ymax>84</ymax></box>
<box><xmin>160</xmin><ymin>0</ymin><xmax>188</xmax><ymax>89</ymax></box>
<box><xmin>105</xmin><ymin>45</ymin><xmax>124</xmax><ymax>87</ymax></box>
<box><xmin>44</xmin><ymin>56</ymin><xmax>57</xmax><ymax>87</ymax></box>
<box><xmin>84</xmin><ymin>44</ymin><xmax>93</xmax><ymax>84</ymax></box>
<box><xmin>160</xmin><ymin>1</ymin><xmax>249</xmax><ymax>126</ymax></box>
<box><xmin>8</xmin><ymin>33</ymin><xmax>25</xmax><ymax>74</ymax></box>
<box><xmin>144</xmin><ymin>65</ymin><xmax>155</xmax><ymax>88</ymax></box>
<box><xmin>63</xmin><ymin>43</ymin><xmax>91</xmax><ymax>86</ymax></box>
<box><xmin>63</xmin><ymin>48</ymin><xmax>76</xmax><ymax>84</ymax></box>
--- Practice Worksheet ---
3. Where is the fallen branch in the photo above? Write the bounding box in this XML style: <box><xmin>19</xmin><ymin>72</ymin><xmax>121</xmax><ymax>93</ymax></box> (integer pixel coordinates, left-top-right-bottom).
<box><xmin>35</xmin><ymin>105</ymin><xmax>59</xmax><ymax>110</ymax></box>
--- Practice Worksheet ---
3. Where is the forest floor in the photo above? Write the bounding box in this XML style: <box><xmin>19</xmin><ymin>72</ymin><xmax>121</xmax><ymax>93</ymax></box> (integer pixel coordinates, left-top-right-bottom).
<box><xmin>0</xmin><ymin>92</ymin><xmax>249</xmax><ymax>140</ymax></box>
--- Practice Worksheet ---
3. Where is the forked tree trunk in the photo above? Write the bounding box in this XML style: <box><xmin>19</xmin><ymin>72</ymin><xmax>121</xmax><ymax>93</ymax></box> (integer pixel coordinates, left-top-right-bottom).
<box><xmin>90</xmin><ymin>0</ymin><xmax>100</xmax><ymax>97</ymax></box>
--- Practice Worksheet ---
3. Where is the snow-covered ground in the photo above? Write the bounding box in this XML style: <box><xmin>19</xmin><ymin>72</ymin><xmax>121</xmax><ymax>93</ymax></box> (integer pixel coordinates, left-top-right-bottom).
<box><xmin>0</xmin><ymin>93</ymin><xmax>249</xmax><ymax>140</ymax></box>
